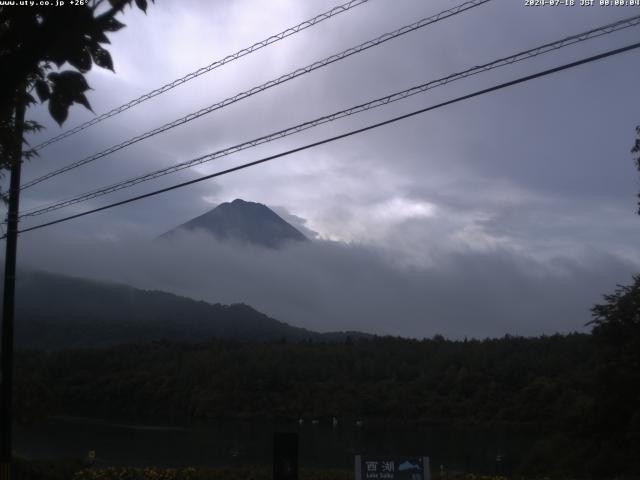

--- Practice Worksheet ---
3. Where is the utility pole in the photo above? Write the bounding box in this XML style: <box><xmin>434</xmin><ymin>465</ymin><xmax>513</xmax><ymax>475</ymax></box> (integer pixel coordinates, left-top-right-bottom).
<box><xmin>0</xmin><ymin>98</ymin><xmax>25</xmax><ymax>480</ymax></box>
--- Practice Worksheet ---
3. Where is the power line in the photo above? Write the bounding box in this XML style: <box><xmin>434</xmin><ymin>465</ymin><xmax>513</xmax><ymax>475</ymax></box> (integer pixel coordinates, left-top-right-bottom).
<box><xmin>19</xmin><ymin>14</ymin><xmax>640</xmax><ymax>219</ymax></box>
<box><xmin>20</xmin><ymin>0</ymin><xmax>491</xmax><ymax>191</ymax></box>
<box><xmin>20</xmin><ymin>13</ymin><xmax>639</xmax><ymax>217</ymax></box>
<box><xmin>12</xmin><ymin>40</ymin><xmax>640</xmax><ymax>238</ymax></box>
<box><xmin>29</xmin><ymin>0</ymin><xmax>371</xmax><ymax>153</ymax></box>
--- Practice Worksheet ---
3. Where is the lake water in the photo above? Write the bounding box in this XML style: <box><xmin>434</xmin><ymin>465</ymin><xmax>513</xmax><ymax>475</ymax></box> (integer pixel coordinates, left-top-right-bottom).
<box><xmin>15</xmin><ymin>417</ymin><xmax>539</xmax><ymax>473</ymax></box>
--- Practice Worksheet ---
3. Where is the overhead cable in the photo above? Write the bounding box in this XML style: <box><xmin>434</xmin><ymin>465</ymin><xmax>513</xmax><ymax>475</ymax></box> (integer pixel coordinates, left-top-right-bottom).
<box><xmin>21</xmin><ymin>0</ymin><xmax>491</xmax><ymax>190</ymax></box>
<box><xmin>30</xmin><ymin>0</ymin><xmax>372</xmax><ymax>152</ymax></box>
<box><xmin>11</xmin><ymin>40</ymin><xmax>640</xmax><ymax>237</ymax></box>
<box><xmin>19</xmin><ymin>14</ymin><xmax>640</xmax><ymax>219</ymax></box>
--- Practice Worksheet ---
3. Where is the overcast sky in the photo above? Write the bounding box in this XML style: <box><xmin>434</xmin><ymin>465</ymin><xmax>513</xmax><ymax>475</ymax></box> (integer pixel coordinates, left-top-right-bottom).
<box><xmin>6</xmin><ymin>0</ymin><xmax>640</xmax><ymax>338</ymax></box>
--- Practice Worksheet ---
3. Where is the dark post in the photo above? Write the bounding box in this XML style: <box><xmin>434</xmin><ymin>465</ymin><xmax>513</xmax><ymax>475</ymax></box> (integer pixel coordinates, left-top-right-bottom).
<box><xmin>273</xmin><ymin>432</ymin><xmax>298</xmax><ymax>480</ymax></box>
<box><xmin>0</xmin><ymin>100</ymin><xmax>25</xmax><ymax>480</ymax></box>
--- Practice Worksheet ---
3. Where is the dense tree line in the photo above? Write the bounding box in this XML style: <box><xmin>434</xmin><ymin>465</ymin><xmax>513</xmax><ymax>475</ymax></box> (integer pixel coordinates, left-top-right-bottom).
<box><xmin>12</xmin><ymin>326</ymin><xmax>640</xmax><ymax>475</ymax></box>
<box><xmin>588</xmin><ymin>275</ymin><xmax>640</xmax><ymax>476</ymax></box>
<box><xmin>14</xmin><ymin>334</ymin><xmax>594</xmax><ymax>427</ymax></box>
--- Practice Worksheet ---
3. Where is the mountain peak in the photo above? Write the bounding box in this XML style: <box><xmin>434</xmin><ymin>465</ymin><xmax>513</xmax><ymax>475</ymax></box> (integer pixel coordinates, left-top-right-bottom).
<box><xmin>161</xmin><ymin>199</ymin><xmax>308</xmax><ymax>248</ymax></box>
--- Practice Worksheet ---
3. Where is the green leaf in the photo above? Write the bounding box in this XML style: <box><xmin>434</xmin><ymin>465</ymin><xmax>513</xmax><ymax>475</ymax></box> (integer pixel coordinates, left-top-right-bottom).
<box><xmin>34</xmin><ymin>80</ymin><xmax>51</xmax><ymax>102</ymax></box>
<box><xmin>68</xmin><ymin>46</ymin><xmax>92</xmax><ymax>74</ymax></box>
<box><xmin>48</xmin><ymin>70</ymin><xmax>93</xmax><ymax>119</ymax></box>
<box><xmin>49</xmin><ymin>49</ymin><xmax>67</xmax><ymax>68</ymax></box>
<box><xmin>90</xmin><ymin>43</ymin><xmax>114</xmax><ymax>71</ymax></box>
<box><xmin>107</xmin><ymin>0</ymin><xmax>130</xmax><ymax>9</ymax></box>
<box><xmin>92</xmin><ymin>29</ymin><xmax>111</xmax><ymax>44</ymax></box>
<box><xmin>101</xmin><ymin>16</ymin><xmax>125</xmax><ymax>32</ymax></box>
<box><xmin>48</xmin><ymin>97</ymin><xmax>70</xmax><ymax>126</ymax></box>
<box><xmin>134</xmin><ymin>0</ymin><xmax>147</xmax><ymax>12</ymax></box>
<box><xmin>74</xmin><ymin>92</ymin><xmax>93</xmax><ymax>112</ymax></box>
<box><xmin>48</xmin><ymin>71</ymin><xmax>90</xmax><ymax>94</ymax></box>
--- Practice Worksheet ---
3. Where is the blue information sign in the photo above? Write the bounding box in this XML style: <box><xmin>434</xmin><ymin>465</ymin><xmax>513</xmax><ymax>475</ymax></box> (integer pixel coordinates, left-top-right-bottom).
<box><xmin>355</xmin><ymin>456</ymin><xmax>431</xmax><ymax>480</ymax></box>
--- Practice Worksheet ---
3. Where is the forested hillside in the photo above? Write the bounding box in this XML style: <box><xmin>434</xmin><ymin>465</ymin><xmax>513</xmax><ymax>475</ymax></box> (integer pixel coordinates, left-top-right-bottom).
<box><xmin>15</xmin><ymin>334</ymin><xmax>593</xmax><ymax>426</ymax></box>
<box><xmin>11</xmin><ymin>270</ymin><xmax>367</xmax><ymax>349</ymax></box>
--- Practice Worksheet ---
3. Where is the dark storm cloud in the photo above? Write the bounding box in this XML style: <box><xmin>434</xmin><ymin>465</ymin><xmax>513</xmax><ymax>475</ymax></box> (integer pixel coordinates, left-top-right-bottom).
<box><xmin>4</xmin><ymin>0</ymin><xmax>640</xmax><ymax>337</ymax></box>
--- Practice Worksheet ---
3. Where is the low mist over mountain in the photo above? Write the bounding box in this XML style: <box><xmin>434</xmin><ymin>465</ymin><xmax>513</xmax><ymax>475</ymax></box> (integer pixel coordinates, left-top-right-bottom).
<box><xmin>159</xmin><ymin>199</ymin><xmax>308</xmax><ymax>248</ymax></box>
<box><xmin>11</xmin><ymin>270</ymin><xmax>367</xmax><ymax>350</ymax></box>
